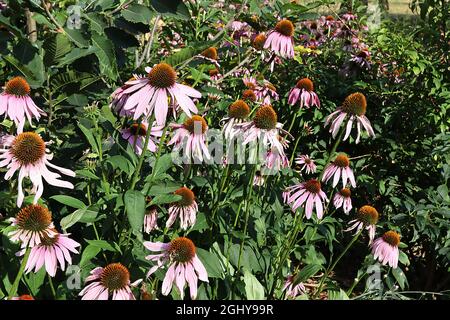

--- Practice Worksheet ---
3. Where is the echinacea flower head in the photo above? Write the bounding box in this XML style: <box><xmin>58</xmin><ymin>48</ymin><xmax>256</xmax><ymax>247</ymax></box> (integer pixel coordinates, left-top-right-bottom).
<box><xmin>322</xmin><ymin>153</ymin><xmax>356</xmax><ymax>188</ymax></box>
<box><xmin>208</xmin><ymin>68</ymin><xmax>221</xmax><ymax>81</ymax></box>
<box><xmin>284</xmin><ymin>179</ymin><xmax>328</xmax><ymax>219</ymax></box>
<box><xmin>295</xmin><ymin>154</ymin><xmax>317</xmax><ymax>174</ymax></box>
<box><xmin>242</xmin><ymin>89</ymin><xmax>257</xmax><ymax>102</ymax></box>
<box><xmin>144</xmin><ymin>204</ymin><xmax>158</xmax><ymax>234</ymax></box>
<box><xmin>201</xmin><ymin>47</ymin><xmax>218</xmax><ymax>61</ymax></box>
<box><xmin>166</xmin><ymin>187</ymin><xmax>198</xmax><ymax>230</ymax></box>
<box><xmin>333</xmin><ymin>187</ymin><xmax>352</xmax><ymax>214</ymax></box>
<box><xmin>252</xmin><ymin>33</ymin><xmax>267</xmax><ymax>50</ymax></box>
<box><xmin>223</xmin><ymin>100</ymin><xmax>250</xmax><ymax>141</ymax></box>
<box><xmin>371</xmin><ymin>231</ymin><xmax>400</xmax><ymax>268</ymax></box>
<box><xmin>282</xmin><ymin>275</ymin><xmax>306</xmax><ymax>299</ymax></box>
<box><xmin>8</xmin><ymin>204</ymin><xmax>56</xmax><ymax>248</ymax></box>
<box><xmin>288</xmin><ymin>78</ymin><xmax>320</xmax><ymax>108</ymax></box>
<box><xmin>144</xmin><ymin>237</ymin><xmax>208</xmax><ymax>299</ymax></box>
<box><xmin>346</xmin><ymin>205</ymin><xmax>379</xmax><ymax>243</ymax></box>
<box><xmin>253</xmin><ymin>170</ymin><xmax>265</xmax><ymax>186</ymax></box>
<box><xmin>168</xmin><ymin>115</ymin><xmax>210</xmax><ymax>163</ymax></box>
<box><xmin>121</xmin><ymin>63</ymin><xmax>201</xmax><ymax>125</ymax></box>
<box><xmin>0</xmin><ymin>132</ymin><xmax>75</xmax><ymax>207</ymax></box>
<box><xmin>264</xmin><ymin>19</ymin><xmax>295</xmax><ymax>59</ymax></box>
<box><xmin>0</xmin><ymin>76</ymin><xmax>45</xmax><ymax>133</ymax></box>
<box><xmin>325</xmin><ymin>92</ymin><xmax>375</xmax><ymax>144</ymax></box>
<box><xmin>110</xmin><ymin>75</ymin><xmax>140</xmax><ymax>117</ymax></box>
<box><xmin>120</xmin><ymin>122</ymin><xmax>163</xmax><ymax>155</ymax></box>
<box><xmin>236</xmin><ymin>105</ymin><xmax>286</xmax><ymax>157</ymax></box>
<box><xmin>79</xmin><ymin>263</ymin><xmax>142</xmax><ymax>300</ymax></box>
<box><xmin>22</xmin><ymin>230</ymin><xmax>80</xmax><ymax>277</ymax></box>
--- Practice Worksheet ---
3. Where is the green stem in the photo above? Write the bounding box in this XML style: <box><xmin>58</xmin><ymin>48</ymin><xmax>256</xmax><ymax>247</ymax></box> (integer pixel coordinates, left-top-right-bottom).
<box><xmin>147</xmin><ymin>125</ymin><xmax>169</xmax><ymax>186</ymax></box>
<box><xmin>48</xmin><ymin>274</ymin><xmax>57</xmax><ymax>299</ymax></box>
<box><xmin>130</xmin><ymin>114</ymin><xmax>156</xmax><ymax>190</ymax></box>
<box><xmin>8</xmin><ymin>247</ymin><xmax>31</xmax><ymax>299</ymax></box>
<box><xmin>236</xmin><ymin>166</ymin><xmax>257</xmax><ymax>269</ymax></box>
<box><xmin>314</xmin><ymin>229</ymin><xmax>362</xmax><ymax>298</ymax></box>
<box><xmin>318</xmin><ymin>126</ymin><xmax>346</xmax><ymax>181</ymax></box>
<box><xmin>211</xmin><ymin>165</ymin><xmax>230</xmax><ymax>221</ymax></box>
<box><xmin>346</xmin><ymin>271</ymin><xmax>366</xmax><ymax>297</ymax></box>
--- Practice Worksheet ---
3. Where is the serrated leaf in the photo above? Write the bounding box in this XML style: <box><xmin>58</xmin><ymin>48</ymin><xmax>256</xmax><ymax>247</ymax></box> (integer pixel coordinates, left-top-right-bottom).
<box><xmin>122</xmin><ymin>4</ymin><xmax>154</xmax><ymax>24</ymax></box>
<box><xmin>64</xmin><ymin>28</ymin><xmax>89</xmax><ymax>48</ymax></box>
<box><xmin>124</xmin><ymin>190</ymin><xmax>146</xmax><ymax>232</ymax></box>
<box><xmin>44</xmin><ymin>33</ymin><xmax>72</xmax><ymax>67</ymax></box>
<box><xmin>151</xmin><ymin>0</ymin><xmax>190</xmax><ymax>20</ymax></box>
<box><xmin>56</xmin><ymin>46</ymin><xmax>98</xmax><ymax>68</ymax></box>
<box><xmin>91</xmin><ymin>33</ymin><xmax>118</xmax><ymax>80</ymax></box>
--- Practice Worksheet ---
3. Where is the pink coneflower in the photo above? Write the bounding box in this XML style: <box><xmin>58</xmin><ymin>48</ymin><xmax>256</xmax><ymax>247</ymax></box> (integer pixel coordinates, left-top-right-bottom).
<box><xmin>288</xmin><ymin>78</ymin><xmax>320</xmax><ymax>108</ymax></box>
<box><xmin>253</xmin><ymin>170</ymin><xmax>265</xmax><ymax>186</ymax></box>
<box><xmin>264</xmin><ymin>146</ymin><xmax>289</xmax><ymax>173</ymax></box>
<box><xmin>284</xmin><ymin>179</ymin><xmax>328</xmax><ymax>219</ymax></box>
<box><xmin>243</xmin><ymin>76</ymin><xmax>278</xmax><ymax>104</ymax></box>
<box><xmin>0</xmin><ymin>132</ymin><xmax>75</xmax><ymax>207</ymax></box>
<box><xmin>121</xmin><ymin>63</ymin><xmax>201</xmax><ymax>125</ymax></box>
<box><xmin>168</xmin><ymin>115</ymin><xmax>211</xmax><ymax>163</ymax></box>
<box><xmin>144</xmin><ymin>205</ymin><xmax>158</xmax><ymax>234</ymax></box>
<box><xmin>242</xmin><ymin>89</ymin><xmax>257</xmax><ymax>102</ymax></box>
<box><xmin>282</xmin><ymin>275</ymin><xmax>306</xmax><ymax>299</ymax></box>
<box><xmin>110</xmin><ymin>75</ymin><xmax>141</xmax><ymax>117</ymax></box>
<box><xmin>166</xmin><ymin>187</ymin><xmax>198</xmax><ymax>230</ymax></box>
<box><xmin>346</xmin><ymin>205</ymin><xmax>379</xmax><ymax>243</ymax></box>
<box><xmin>371</xmin><ymin>231</ymin><xmax>400</xmax><ymax>268</ymax></box>
<box><xmin>144</xmin><ymin>237</ymin><xmax>208</xmax><ymax>299</ymax></box>
<box><xmin>252</xmin><ymin>33</ymin><xmax>267</xmax><ymax>50</ymax></box>
<box><xmin>120</xmin><ymin>122</ymin><xmax>163</xmax><ymax>155</ymax></box>
<box><xmin>333</xmin><ymin>188</ymin><xmax>352</xmax><ymax>214</ymax></box>
<box><xmin>79</xmin><ymin>263</ymin><xmax>142</xmax><ymax>300</ymax></box>
<box><xmin>350</xmin><ymin>49</ymin><xmax>371</xmax><ymax>69</ymax></box>
<box><xmin>20</xmin><ymin>230</ymin><xmax>80</xmax><ymax>277</ymax></box>
<box><xmin>0</xmin><ymin>77</ymin><xmax>45</xmax><ymax>133</ymax></box>
<box><xmin>199</xmin><ymin>47</ymin><xmax>220</xmax><ymax>67</ymax></box>
<box><xmin>222</xmin><ymin>100</ymin><xmax>251</xmax><ymax>141</ymax></box>
<box><xmin>8</xmin><ymin>204</ymin><xmax>56</xmax><ymax>248</ymax></box>
<box><xmin>322</xmin><ymin>153</ymin><xmax>356</xmax><ymax>188</ymax></box>
<box><xmin>264</xmin><ymin>19</ymin><xmax>295</xmax><ymax>59</ymax></box>
<box><xmin>295</xmin><ymin>155</ymin><xmax>317</xmax><ymax>174</ymax></box>
<box><xmin>208</xmin><ymin>68</ymin><xmax>222</xmax><ymax>81</ymax></box>
<box><xmin>325</xmin><ymin>92</ymin><xmax>375</xmax><ymax>144</ymax></box>
<box><xmin>238</xmin><ymin>105</ymin><xmax>286</xmax><ymax>155</ymax></box>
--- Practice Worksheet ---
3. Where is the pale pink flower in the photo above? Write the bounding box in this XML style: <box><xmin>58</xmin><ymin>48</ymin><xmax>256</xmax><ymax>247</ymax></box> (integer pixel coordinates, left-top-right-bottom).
<box><xmin>0</xmin><ymin>132</ymin><xmax>75</xmax><ymax>207</ymax></box>
<box><xmin>236</xmin><ymin>105</ymin><xmax>286</xmax><ymax>156</ymax></box>
<box><xmin>283</xmin><ymin>275</ymin><xmax>306</xmax><ymax>299</ymax></box>
<box><xmin>333</xmin><ymin>188</ymin><xmax>352</xmax><ymax>214</ymax></box>
<box><xmin>288</xmin><ymin>78</ymin><xmax>320</xmax><ymax>108</ymax></box>
<box><xmin>222</xmin><ymin>100</ymin><xmax>251</xmax><ymax>142</ymax></box>
<box><xmin>168</xmin><ymin>115</ymin><xmax>211</xmax><ymax>163</ymax></box>
<box><xmin>0</xmin><ymin>77</ymin><xmax>45</xmax><ymax>133</ymax></box>
<box><xmin>322</xmin><ymin>154</ymin><xmax>356</xmax><ymax>188</ymax></box>
<box><xmin>295</xmin><ymin>155</ymin><xmax>316</xmax><ymax>174</ymax></box>
<box><xmin>20</xmin><ymin>231</ymin><xmax>80</xmax><ymax>277</ymax></box>
<box><xmin>120</xmin><ymin>122</ymin><xmax>163</xmax><ymax>155</ymax></box>
<box><xmin>325</xmin><ymin>92</ymin><xmax>375</xmax><ymax>144</ymax></box>
<box><xmin>8</xmin><ymin>204</ymin><xmax>56</xmax><ymax>248</ymax></box>
<box><xmin>144</xmin><ymin>237</ymin><xmax>208</xmax><ymax>299</ymax></box>
<box><xmin>79</xmin><ymin>263</ymin><xmax>142</xmax><ymax>300</ymax></box>
<box><xmin>253</xmin><ymin>171</ymin><xmax>265</xmax><ymax>186</ymax></box>
<box><xmin>144</xmin><ymin>205</ymin><xmax>158</xmax><ymax>234</ymax></box>
<box><xmin>264</xmin><ymin>147</ymin><xmax>289</xmax><ymax>173</ymax></box>
<box><xmin>346</xmin><ymin>205</ymin><xmax>379</xmax><ymax>243</ymax></box>
<box><xmin>264</xmin><ymin>19</ymin><xmax>295</xmax><ymax>59</ymax></box>
<box><xmin>110</xmin><ymin>74</ymin><xmax>143</xmax><ymax>117</ymax></box>
<box><xmin>371</xmin><ymin>231</ymin><xmax>401</xmax><ymax>268</ymax></box>
<box><xmin>166</xmin><ymin>187</ymin><xmax>198</xmax><ymax>230</ymax></box>
<box><xmin>284</xmin><ymin>179</ymin><xmax>328</xmax><ymax>219</ymax></box>
<box><xmin>121</xmin><ymin>63</ymin><xmax>201</xmax><ymax>125</ymax></box>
